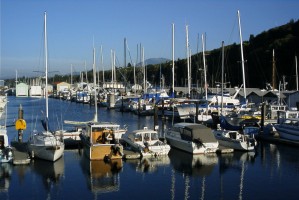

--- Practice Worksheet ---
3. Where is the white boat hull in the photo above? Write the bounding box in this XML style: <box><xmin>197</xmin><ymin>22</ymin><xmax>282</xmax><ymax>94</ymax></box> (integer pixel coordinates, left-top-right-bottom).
<box><xmin>122</xmin><ymin>128</ymin><xmax>171</xmax><ymax>157</ymax></box>
<box><xmin>166</xmin><ymin>123</ymin><xmax>219</xmax><ymax>154</ymax></box>
<box><xmin>27</xmin><ymin>132</ymin><xmax>65</xmax><ymax>162</ymax></box>
<box><xmin>123</xmin><ymin>138</ymin><xmax>170</xmax><ymax>157</ymax></box>
<box><xmin>165</xmin><ymin>136</ymin><xmax>218</xmax><ymax>154</ymax></box>
<box><xmin>213</xmin><ymin>130</ymin><xmax>256</xmax><ymax>151</ymax></box>
<box><xmin>28</xmin><ymin>143</ymin><xmax>64</xmax><ymax>161</ymax></box>
<box><xmin>215</xmin><ymin>136</ymin><xmax>255</xmax><ymax>151</ymax></box>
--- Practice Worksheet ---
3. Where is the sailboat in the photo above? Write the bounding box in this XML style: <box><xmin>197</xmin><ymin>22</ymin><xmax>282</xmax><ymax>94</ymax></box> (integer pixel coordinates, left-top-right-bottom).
<box><xmin>217</xmin><ymin>10</ymin><xmax>257</xmax><ymax>130</ymax></box>
<box><xmin>27</xmin><ymin>12</ymin><xmax>65</xmax><ymax>162</ymax></box>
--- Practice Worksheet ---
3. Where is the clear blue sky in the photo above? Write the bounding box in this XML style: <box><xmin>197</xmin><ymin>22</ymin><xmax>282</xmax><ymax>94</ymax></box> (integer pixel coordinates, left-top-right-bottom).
<box><xmin>1</xmin><ymin>0</ymin><xmax>298</xmax><ymax>79</ymax></box>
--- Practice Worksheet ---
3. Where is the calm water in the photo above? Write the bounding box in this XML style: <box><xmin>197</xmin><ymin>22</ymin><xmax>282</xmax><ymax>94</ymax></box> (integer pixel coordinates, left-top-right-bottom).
<box><xmin>1</xmin><ymin>96</ymin><xmax>299</xmax><ymax>200</ymax></box>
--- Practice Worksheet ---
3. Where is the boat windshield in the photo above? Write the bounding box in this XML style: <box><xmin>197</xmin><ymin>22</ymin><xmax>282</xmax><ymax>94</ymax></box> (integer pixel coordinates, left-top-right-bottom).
<box><xmin>151</xmin><ymin>132</ymin><xmax>158</xmax><ymax>140</ymax></box>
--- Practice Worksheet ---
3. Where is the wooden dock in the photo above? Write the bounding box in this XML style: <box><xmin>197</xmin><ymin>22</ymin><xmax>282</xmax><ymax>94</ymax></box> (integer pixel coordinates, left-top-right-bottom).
<box><xmin>11</xmin><ymin>141</ymin><xmax>31</xmax><ymax>165</ymax></box>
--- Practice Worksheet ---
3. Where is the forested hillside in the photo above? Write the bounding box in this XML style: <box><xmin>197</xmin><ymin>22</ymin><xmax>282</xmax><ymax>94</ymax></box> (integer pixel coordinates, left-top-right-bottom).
<box><xmin>173</xmin><ymin>19</ymin><xmax>299</xmax><ymax>90</ymax></box>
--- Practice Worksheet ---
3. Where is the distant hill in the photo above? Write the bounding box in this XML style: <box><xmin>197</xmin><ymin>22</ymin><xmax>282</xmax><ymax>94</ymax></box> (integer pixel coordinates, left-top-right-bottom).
<box><xmin>136</xmin><ymin>58</ymin><xmax>170</xmax><ymax>66</ymax></box>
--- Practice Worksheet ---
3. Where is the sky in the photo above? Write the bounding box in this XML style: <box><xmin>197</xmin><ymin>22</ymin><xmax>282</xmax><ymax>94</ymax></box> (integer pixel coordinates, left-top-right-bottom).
<box><xmin>1</xmin><ymin>0</ymin><xmax>299</xmax><ymax>79</ymax></box>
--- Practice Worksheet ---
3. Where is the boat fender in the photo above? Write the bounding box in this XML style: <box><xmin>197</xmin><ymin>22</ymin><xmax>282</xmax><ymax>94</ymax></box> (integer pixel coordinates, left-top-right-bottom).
<box><xmin>104</xmin><ymin>155</ymin><xmax>111</xmax><ymax>163</ymax></box>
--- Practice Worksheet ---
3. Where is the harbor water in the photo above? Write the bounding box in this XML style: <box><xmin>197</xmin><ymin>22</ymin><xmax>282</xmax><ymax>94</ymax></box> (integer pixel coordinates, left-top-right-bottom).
<box><xmin>1</xmin><ymin>96</ymin><xmax>299</xmax><ymax>200</ymax></box>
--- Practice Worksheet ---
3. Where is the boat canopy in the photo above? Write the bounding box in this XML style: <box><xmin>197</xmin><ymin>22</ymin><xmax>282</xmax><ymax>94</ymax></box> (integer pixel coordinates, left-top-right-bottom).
<box><xmin>181</xmin><ymin>124</ymin><xmax>217</xmax><ymax>143</ymax></box>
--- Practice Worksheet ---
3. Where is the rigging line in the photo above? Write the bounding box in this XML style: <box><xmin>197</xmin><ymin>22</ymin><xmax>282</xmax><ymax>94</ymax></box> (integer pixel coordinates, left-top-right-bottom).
<box><xmin>227</xmin><ymin>14</ymin><xmax>238</xmax><ymax>46</ymax></box>
<box><xmin>126</xmin><ymin>41</ymin><xmax>134</xmax><ymax>66</ymax></box>
<box><xmin>115</xmin><ymin>55</ymin><xmax>127</xmax><ymax>82</ymax></box>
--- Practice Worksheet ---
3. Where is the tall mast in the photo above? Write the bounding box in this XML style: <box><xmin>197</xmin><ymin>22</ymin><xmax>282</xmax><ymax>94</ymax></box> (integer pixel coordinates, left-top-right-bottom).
<box><xmin>296</xmin><ymin>55</ymin><xmax>298</xmax><ymax>91</ymax></box>
<box><xmin>221</xmin><ymin>41</ymin><xmax>225</xmax><ymax>113</ymax></box>
<box><xmin>202</xmin><ymin>34</ymin><xmax>207</xmax><ymax>102</ymax></box>
<box><xmin>186</xmin><ymin>25</ymin><xmax>191</xmax><ymax>96</ymax></box>
<box><xmin>142</xmin><ymin>47</ymin><xmax>146</xmax><ymax>92</ymax></box>
<box><xmin>44</xmin><ymin>11</ymin><xmax>48</xmax><ymax>119</ymax></box>
<box><xmin>114</xmin><ymin>51</ymin><xmax>116</xmax><ymax>84</ymax></box>
<box><xmin>15</xmin><ymin>70</ymin><xmax>18</xmax><ymax>86</ymax></box>
<box><xmin>272</xmin><ymin>49</ymin><xmax>276</xmax><ymax>90</ymax></box>
<box><xmin>101</xmin><ymin>45</ymin><xmax>104</xmax><ymax>84</ymax></box>
<box><xmin>111</xmin><ymin>50</ymin><xmax>114</xmax><ymax>83</ymax></box>
<box><xmin>70</xmin><ymin>64</ymin><xmax>72</xmax><ymax>85</ymax></box>
<box><xmin>124</xmin><ymin>38</ymin><xmax>127</xmax><ymax>68</ymax></box>
<box><xmin>84</xmin><ymin>60</ymin><xmax>88</xmax><ymax>83</ymax></box>
<box><xmin>134</xmin><ymin>63</ymin><xmax>136</xmax><ymax>96</ymax></box>
<box><xmin>97</xmin><ymin>50</ymin><xmax>100</xmax><ymax>85</ymax></box>
<box><xmin>93</xmin><ymin>47</ymin><xmax>98</xmax><ymax>122</ymax></box>
<box><xmin>238</xmin><ymin>10</ymin><xmax>246</xmax><ymax>100</ymax></box>
<box><xmin>172</xmin><ymin>23</ymin><xmax>175</xmax><ymax>96</ymax></box>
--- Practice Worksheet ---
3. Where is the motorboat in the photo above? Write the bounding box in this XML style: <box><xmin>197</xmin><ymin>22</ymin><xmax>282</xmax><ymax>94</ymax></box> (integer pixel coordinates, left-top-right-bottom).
<box><xmin>165</xmin><ymin>123</ymin><xmax>219</xmax><ymax>154</ymax></box>
<box><xmin>212</xmin><ymin>128</ymin><xmax>257</xmax><ymax>151</ymax></box>
<box><xmin>121</xmin><ymin>127</ymin><xmax>171</xmax><ymax>157</ymax></box>
<box><xmin>274</xmin><ymin>118</ymin><xmax>299</xmax><ymax>141</ymax></box>
<box><xmin>80</xmin><ymin>122</ymin><xmax>124</xmax><ymax>160</ymax></box>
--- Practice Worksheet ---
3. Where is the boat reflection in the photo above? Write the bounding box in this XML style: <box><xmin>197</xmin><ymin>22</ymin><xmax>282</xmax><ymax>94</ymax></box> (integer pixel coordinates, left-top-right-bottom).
<box><xmin>31</xmin><ymin>157</ymin><xmax>65</xmax><ymax>191</ymax></box>
<box><xmin>125</xmin><ymin>156</ymin><xmax>170</xmax><ymax>173</ymax></box>
<box><xmin>0</xmin><ymin>163</ymin><xmax>12</xmax><ymax>193</ymax></box>
<box><xmin>218</xmin><ymin>151</ymin><xmax>256</xmax><ymax>200</ymax></box>
<box><xmin>219</xmin><ymin>151</ymin><xmax>256</xmax><ymax>174</ymax></box>
<box><xmin>169</xmin><ymin>149</ymin><xmax>219</xmax><ymax>176</ymax></box>
<box><xmin>80</xmin><ymin>155</ymin><xmax>122</xmax><ymax>194</ymax></box>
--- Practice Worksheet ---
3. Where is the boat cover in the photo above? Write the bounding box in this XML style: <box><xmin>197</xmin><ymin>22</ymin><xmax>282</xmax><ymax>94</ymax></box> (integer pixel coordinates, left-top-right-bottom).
<box><xmin>182</xmin><ymin>124</ymin><xmax>217</xmax><ymax>143</ymax></box>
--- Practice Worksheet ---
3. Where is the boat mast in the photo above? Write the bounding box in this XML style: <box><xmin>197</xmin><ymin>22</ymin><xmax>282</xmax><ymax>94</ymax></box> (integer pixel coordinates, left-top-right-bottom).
<box><xmin>296</xmin><ymin>55</ymin><xmax>298</xmax><ymax>91</ymax></box>
<box><xmin>237</xmin><ymin>10</ymin><xmax>246</xmax><ymax>101</ymax></box>
<box><xmin>93</xmin><ymin>47</ymin><xmax>98</xmax><ymax>122</ymax></box>
<box><xmin>172</xmin><ymin>23</ymin><xmax>175</xmax><ymax>96</ymax></box>
<box><xmin>44</xmin><ymin>12</ymin><xmax>49</xmax><ymax>120</ymax></box>
<box><xmin>71</xmin><ymin>64</ymin><xmax>73</xmax><ymax>85</ymax></box>
<box><xmin>134</xmin><ymin>63</ymin><xmax>136</xmax><ymax>96</ymax></box>
<box><xmin>101</xmin><ymin>45</ymin><xmax>104</xmax><ymax>84</ymax></box>
<box><xmin>84</xmin><ymin>60</ymin><xmax>88</xmax><ymax>83</ymax></box>
<box><xmin>124</xmin><ymin>37</ymin><xmax>127</xmax><ymax>68</ymax></box>
<box><xmin>202</xmin><ymin>34</ymin><xmax>207</xmax><ymax>102</ymax></box>
<box><xmin>15</xmin><ymin>70</ymin><xmax>18</xmax><ymax>86</ymax></box>
<box><xmin>186</xmin><ymin>25</ymin><xmax>191</xmax><ymax>96</ymax></box>
<box><xmin>142</xmin><ymin>47</ymin><xmax>146</xmax><ymax>92</ymax></box>
<box><xmin>113</xmin><ymin>51</ymin><xmax>116</xmax><ymax>85</ymax></box>
<box><xmin>272</xmin><ymin>49</ymin><xmax>276</xmax><ymax>90</ymax></box>
<box><xmin>221</xmin><ymin>41</ymin><xmax>224</xmax><ymax>114</ymax></box>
